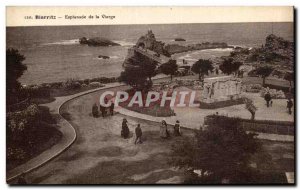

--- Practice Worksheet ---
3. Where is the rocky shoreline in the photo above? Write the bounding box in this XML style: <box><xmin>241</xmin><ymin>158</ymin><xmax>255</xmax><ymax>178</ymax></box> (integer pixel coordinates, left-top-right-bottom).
<box><xmin>165</xmin><ymin>42</ymin><xmax>234</xmax><ymax>55</ymax></box>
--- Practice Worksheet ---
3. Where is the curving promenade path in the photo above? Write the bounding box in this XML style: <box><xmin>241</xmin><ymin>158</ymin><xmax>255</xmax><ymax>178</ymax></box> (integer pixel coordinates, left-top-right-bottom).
<box><xmin>7</xmin><ymin>82</ymin><xmax>125</xmax><ymax>183</ymax></box>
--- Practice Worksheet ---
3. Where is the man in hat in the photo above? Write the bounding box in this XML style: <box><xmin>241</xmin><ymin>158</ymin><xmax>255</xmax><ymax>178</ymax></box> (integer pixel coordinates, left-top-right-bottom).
<box><xmin>287</xmin><ymin>98</ymin><xmax>293</xmax><ymax>115</ymax></box>
<box><xmin>264</xmin><ymin>92</ymin><xmax>272</xmax><ymax>108</ymax></box>
<box><xmin>174</xmin><ymin>120</ymin><xmax>182</xmax><ymax>136</ymax></box>
<box><xmin>135</xmin><ymin>124</ymin><xmax>143</xmax><ymax>144</ymax></box>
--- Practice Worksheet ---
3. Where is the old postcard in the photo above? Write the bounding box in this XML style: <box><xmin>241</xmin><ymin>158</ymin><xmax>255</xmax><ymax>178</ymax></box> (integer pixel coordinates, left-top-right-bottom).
<box><xmin>6</xmin><ymin>6</ymin><xmax>295</xmax><ymax>185</ymax></box>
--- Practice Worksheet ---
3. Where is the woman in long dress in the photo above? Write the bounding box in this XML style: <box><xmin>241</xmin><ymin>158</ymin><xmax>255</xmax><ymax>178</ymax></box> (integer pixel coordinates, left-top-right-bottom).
<box><xmin>160</xmin><ymin>120</ymin><xmax>169</xmax><ymax>139</ymax></box>
<box><xmin>174</xmin><ymin>120</ymin><xmax>181</xmax><ymax>136</ymax></box>
<box><xmin>121</xmin><ymin>118</ymin><xmax>130</xmax><ymax>139</ymax></box>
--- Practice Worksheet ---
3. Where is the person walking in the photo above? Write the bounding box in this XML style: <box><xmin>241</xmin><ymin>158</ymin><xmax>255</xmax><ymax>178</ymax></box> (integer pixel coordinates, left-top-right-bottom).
<box><xmin>121</xmin><ymin>118</ymin><xmax>130</xmax><ymax>139</ymax></box>
<box><xmin>287</xmin><ymin>98</ymin><xmax>293</xmax><ymax>115</ymax></box>
<box><xmin>270</xmin><ymin>100</ymin><xmax>273</xmax><ymax>107</ymax></box>
<box><xmin>110</xmin><ymin>101</ymin><xmax>115</xmax><ymax>116</ymax></box>
<box><xmin>174</xmin><ymin>120</ymin><xmax>182</xmax><ymax>136</ymax></box>
<box><xmin>264</xmin><ymin>92</ymin><xmax>272</xmax><ymax>107</ymax></box>
<box><xmin>160</xmin><ymin>120</ymin><xmax>170</xmax><ymax>139</ymax></box>
<box><xmin>135</xmin><ymin>124</ymin><xmax>143</xmax><ymax>144</ymax></box>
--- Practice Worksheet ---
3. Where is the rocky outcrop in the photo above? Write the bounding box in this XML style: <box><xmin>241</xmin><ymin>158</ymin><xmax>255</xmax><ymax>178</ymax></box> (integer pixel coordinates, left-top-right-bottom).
<box><xmin>221</xmin><ymin>34</ymin><xmax>294</xmax><ymax>79</ymax></box>
<box><xmin>136</xmin><ymin>30</ymin><xmax>170</xmax><ymax>57</ymax></box>
<box><xmin>225</xmin><ymin>34</ymin><xmax>294</xmax><ymax>67</ymax></box>
<box><xmin>263</xmin><ymin>34</ymin><xmax>294</xmax><ymax>64</ymax></box>
<box><xmin>79</xmin><ymin>37</ymin><xmax>120</xmax><ymax>46</ymax></box>
<box><xmin>174</xmin><ymin>38</ymin><xmax>186</xmax><ymax>41</ymax></box>
<box><xmin>98</xmin><ymin>55</ymin><xmax>110</xmax><ymax>59</ymax></box>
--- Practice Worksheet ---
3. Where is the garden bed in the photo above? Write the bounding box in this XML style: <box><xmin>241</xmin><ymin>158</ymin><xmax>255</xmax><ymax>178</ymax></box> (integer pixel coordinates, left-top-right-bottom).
<box><xmin>6</xmin><ymin>105</ymin><xmax>63</xmax><ymax>171</ymax></box>
<box><xmin>118</xmin><ymin>89</ymin><xmax>175</xmax><ymax>117</ymax></box>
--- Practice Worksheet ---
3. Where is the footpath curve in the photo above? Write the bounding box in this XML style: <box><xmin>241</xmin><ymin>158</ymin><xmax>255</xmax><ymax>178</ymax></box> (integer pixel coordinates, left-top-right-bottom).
<box><xmin>7</xmin><ymin>82</ymin><xmax>125</xmax><ymax>182</ymax></box>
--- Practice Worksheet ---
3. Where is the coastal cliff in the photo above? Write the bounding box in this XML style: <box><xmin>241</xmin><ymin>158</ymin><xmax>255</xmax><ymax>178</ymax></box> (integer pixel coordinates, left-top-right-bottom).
<box><xmin>264</xmin><ymin>34</ymin><xmax>294</xmax><ymax>64</ymax></box>
<box><xmin>225</xmin><ymin>34</ymin><xmax>294</xmax><ymax>67</ymax></box>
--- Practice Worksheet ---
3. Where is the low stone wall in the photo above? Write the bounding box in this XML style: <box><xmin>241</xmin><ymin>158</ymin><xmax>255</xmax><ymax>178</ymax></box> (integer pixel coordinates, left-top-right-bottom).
<box><xmin>204</xmin><ymin>115</ymin><xmax>294</xmax><ymax>136</ymax></box>
<box><xmin>200</xmin><ymin>98</ymin><xmax>245</xmax><ymax>109</ymax></box>
<box><xmin>241</xmin><ymin>120</ymin><xmax>294</xmax><ymax>136</ymax></box>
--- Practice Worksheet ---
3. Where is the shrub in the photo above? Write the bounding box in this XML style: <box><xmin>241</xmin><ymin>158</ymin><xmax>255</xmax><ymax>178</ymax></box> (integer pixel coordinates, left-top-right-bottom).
<box><xmin>23</xmin><ymin>85</ymin><xmax>50</xmax><ymax>98</ymax></box>
<box><xmin>244</xmin><ymin>84</ymin><xmax>262</xmax><ymax>93</ymax></box>
<box><xmin>64</xmin><ymin>79</ymin><xmax>82</xmax><ymax>90</ymax></box>
<box><xmin>89</xmin><ymin>82</ymin><xmax>104</xmax><ymax>88</ymax></box>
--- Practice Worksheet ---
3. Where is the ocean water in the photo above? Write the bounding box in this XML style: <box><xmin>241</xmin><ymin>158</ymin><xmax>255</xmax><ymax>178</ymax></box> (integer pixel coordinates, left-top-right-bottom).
<box><xmin>6</xmin><ymin>23</ymin><xmax>293</xmax><ymax>85</ymax></box>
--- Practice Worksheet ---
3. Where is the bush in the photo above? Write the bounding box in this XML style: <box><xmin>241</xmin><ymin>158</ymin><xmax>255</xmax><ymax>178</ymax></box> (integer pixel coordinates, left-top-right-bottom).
<box><xmin>23</xmin><ymin>85</ymin><xmax>50</xmax><ymax>98</ymax></box>
<box><xmin>89</xmin><ymin>82</ymin><xmax>104</xmax><ymax>88</ymax></box>
<box><xmin>7</xmin><ymin>104</ymin><xmax>62</xmax><ymax>169</ymax></box>
<box><xmin>64</xmin><ymin>79</ymin><xmax>82</xmax><ymax>90</ymax></box>
<box><xmin>244</xmin><ymin>84</ymin><xmax>263</xmax><ymax>93</ymax></box>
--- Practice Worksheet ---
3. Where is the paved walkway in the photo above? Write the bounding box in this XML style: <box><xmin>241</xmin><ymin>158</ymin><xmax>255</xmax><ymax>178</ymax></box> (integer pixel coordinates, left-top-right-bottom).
<box><xmin>7</xmin><ymin>82</ymin><xmax>126</xmax><ymax>182</ymax></box>
<box><xmin>6</xmin><ymin>74</ymin><xmax>170</xmax><ymax>182</ymax></box>
<box><xmin>116</xmin><ymin>92</ymin><xmax>294</xmax><ymax>142</ymax></box>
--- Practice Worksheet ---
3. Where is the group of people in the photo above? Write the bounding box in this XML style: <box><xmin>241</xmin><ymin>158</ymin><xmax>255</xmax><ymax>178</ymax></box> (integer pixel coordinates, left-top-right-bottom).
<box><xmin>121</xmin><ymin>118</ymin><xmax>142</xmax><ymax>144</ymax></box>
<box><xmin>92</xmin><ymin>98</ymin><xmax>115</xmax><ymax>118</ymax></box>
<box><xmin>120</xmin><ymin>118</ymin><xmax>183</xmax><ymax>144</ymax></box>
<box><xmin>160</xmin><ymin>120</ymin><xmax>182</xmax><ymax>139</ymax></box>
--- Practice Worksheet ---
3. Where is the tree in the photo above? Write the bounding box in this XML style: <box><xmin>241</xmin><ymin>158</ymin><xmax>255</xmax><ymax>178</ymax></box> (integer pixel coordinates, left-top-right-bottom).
<box><xmin>244</xmin><ymin>98</ymin><xmax>257</xmax><ymax>120</ymax></box>
<box><xmin>160</xmin><ymin>59</ymin><xmax>178</xmax><ymax>80</ymax></box>
<box><xmin>191</xmin><ymin>59</ymin><xmax>214</xmax><ymax>81</ymax></box>
<box><xmin>219</xmin><ymin>58</ymin><xmax>242</xmax><ymax>76</ymax></box>
<box><xmin>119</xmin><ymin>67</ymin><xmax>150</xmax><ymax>91</ymax></box>
<box><xmin>126</xmin><ymin>53</ymin><xmax>157</xmax><ymax>82</ymax></box>
<box><xmin>120</xmin><ymin>53</ymin><xmax>157</xmax><ymax>90</ymax></box>
<box><xmin>171</xmin><ymin>116</ymin><xmax>260</xmax><ymax>183</ymax></box>
<box><xmin>6</xmin><ymin>49</ymin><xmax>27</xmax><ymax>98</ymax></box>
<box><xmin>255</xmin><ymin>66</ymin><xmax>274</xmax><ymax>87</ymax></box>
<box><xmin>284</xmin><ymin>71</ymin><xmax>294</xmax><ymax>92</ymax></box>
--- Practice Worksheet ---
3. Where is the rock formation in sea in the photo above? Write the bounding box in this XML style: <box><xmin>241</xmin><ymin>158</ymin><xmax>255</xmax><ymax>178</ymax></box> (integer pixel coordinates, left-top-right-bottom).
<box><xmin>135</xmin><ymin>30</ymin><xmax>171</xmax><ymax>57</ymax></box>
<box><xmin>122</xmin><ymin>30</ymin><xmax>232</xmax><ymax>70</ymax></box>
<box><xmin>98</xmin><ymin>55</ymin><xmax>110</xmax><ymax>59</ymax></box>
<box><xmin>174</xmin><ymin>38</ymin><xmax>186</xmax><ymax>41</ymax></box>
<box><xmin>79</xmin><ymin>37</ymin><xmax>120</xmax><ymax>46</ymax></box>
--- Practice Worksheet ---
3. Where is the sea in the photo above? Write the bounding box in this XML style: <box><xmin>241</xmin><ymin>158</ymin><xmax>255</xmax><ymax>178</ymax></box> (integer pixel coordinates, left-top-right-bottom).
<box><xmin>6</xmin><ymin>23</ymin><xmax>293</xmax><ymax>85</ymax></box>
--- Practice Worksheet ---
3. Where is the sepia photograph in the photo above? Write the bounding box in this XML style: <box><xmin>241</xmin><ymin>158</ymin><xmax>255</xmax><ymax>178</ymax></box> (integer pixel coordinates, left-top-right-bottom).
<box><xmin>5</xmin><ymin>6</ymin><xmax>295</xmax><ymax>185</ymax></box>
